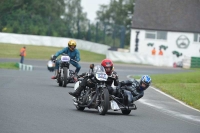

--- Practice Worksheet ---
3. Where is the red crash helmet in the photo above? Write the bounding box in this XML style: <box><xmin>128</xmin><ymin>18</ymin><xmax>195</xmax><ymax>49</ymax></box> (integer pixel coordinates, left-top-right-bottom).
<box><xmin>101</xmin><ymin>59</ymin><xmax>113</xmax><ymax>75</ymax></box>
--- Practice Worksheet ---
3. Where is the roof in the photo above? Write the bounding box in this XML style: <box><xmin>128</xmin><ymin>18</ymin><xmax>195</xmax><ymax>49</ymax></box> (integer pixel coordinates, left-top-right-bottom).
<box><xmin>132</xmin><ymin>0</ymin><xmax>200</xmax><ymax>33</ymax></box>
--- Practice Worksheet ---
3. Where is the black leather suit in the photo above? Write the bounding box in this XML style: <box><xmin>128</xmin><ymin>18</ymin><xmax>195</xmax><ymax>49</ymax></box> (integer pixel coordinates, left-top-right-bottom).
<box><xmin>117</xmin><ymin>79</ymin><xmax>145</xmax><ymax>101</ymax></box>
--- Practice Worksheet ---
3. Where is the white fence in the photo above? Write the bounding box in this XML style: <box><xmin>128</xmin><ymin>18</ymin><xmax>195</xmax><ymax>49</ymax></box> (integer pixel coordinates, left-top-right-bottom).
<box><xmin>0</xmin><ymin>32</ymin><xmax>109</xmax><ymax>54</ymax></box>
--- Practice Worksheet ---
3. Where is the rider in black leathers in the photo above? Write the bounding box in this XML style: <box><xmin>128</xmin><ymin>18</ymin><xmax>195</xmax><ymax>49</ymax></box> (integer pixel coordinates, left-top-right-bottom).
<box><xmin>116</xmin><ymin>75</ymin><xmax>152</xmax><ymax>102</ymax></box>
<box><xmin>69</xmin><ymin>59</ymin><xmax>119</xmax><ymax>98</ymax></box>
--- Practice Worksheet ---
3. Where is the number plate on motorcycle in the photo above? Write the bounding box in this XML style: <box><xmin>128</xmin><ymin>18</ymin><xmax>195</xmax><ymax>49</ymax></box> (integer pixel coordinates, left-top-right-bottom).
<box><xmin>96</xmin><ymin>73</ymin><xmax>107</xmax><ymax>80</ymax></box>
<box><xmin>61</xmin><ymin>56</ymin><xmax>70</xmax><ymax>62</ymax></box>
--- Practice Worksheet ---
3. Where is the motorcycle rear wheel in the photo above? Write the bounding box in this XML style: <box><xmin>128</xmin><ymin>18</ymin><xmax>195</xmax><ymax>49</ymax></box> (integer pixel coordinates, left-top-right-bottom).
<box><xmin>97</xmin><ymin>88</ymin><xmax>109</xmax><ymax>115</ymax></box>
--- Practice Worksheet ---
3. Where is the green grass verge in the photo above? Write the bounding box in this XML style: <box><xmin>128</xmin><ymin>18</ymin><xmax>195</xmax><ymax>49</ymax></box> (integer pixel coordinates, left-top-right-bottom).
<box><xmin>0</xmin><ymin>43</ymin><xmax>106</xmax><ymax>62</ymax></box>
<box><xmin>131</xmin><ymin>70</ymin><xmax>200</xmax><ymax>111</ymax></box>
<box><xmin>150</xmin><ymin>69</ymin><xmax>200</xmax><ymax>110</ymax></box>
<box><xmin>0</xmin><ymin>62</ymin><xmax>19</xmax><ymax>69</ymax></box>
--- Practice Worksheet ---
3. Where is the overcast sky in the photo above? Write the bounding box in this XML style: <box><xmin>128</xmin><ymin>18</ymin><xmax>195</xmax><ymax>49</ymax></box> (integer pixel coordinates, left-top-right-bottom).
<box><xmin>81</xmin><ymin>0</ymin><xmax>110</xmax><ymax>22</ymax></box>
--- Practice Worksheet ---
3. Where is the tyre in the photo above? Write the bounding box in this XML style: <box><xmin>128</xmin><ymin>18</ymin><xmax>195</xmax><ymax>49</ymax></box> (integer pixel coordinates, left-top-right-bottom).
<box><xmin>97</xmin><ymin>88</ymin><xmax>109</xmax><ymax>115</ymax></box>
<box><xmin>63</xmin><ymin>67</ymin><xmax>68</xmax><ymax>87</ymax></box>
<box><xmin>57</xmin><ymin>74</ymin><xmax>63</xmax><ymax>87</ymax></box>
<box><xmin>76</xmin><ymin>105</ymin><xmax>85</xmax><ymax>111</ymax></box>
<box><xmin>121</xmin><ymin>109</ymin><xmax>131</xmax><ymax>115</ymax></box>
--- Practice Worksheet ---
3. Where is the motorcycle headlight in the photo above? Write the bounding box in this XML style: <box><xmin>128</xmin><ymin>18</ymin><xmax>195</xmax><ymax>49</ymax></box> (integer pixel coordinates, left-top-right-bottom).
<box><xmin>47</xmin><ymin>60</ymin><xmax>55</xmax><ymax>72</ymax></box>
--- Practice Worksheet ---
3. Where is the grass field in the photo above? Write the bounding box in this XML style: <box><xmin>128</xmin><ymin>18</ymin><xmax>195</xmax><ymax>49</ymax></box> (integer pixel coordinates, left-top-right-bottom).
<box><xmin>0</xmin><ymin>62</ymin><xmax>18</xmax><ymax>69</ymax></box>
<box><xmin>0</xmin><ymin>43</ymin><xmax>106</xmax><ymax>62</ymax></box>
<box><xmin>0</xmin><ymin>43</ymin><xmax>200</xmax><ymax>111</ymax></box>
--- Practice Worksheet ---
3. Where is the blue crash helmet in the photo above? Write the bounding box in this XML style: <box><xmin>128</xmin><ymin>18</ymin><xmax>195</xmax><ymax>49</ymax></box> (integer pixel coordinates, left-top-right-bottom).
<box><xmin>139</xmin><ymin>75</ymin><xmax>152</xmax><ymax>90</ymax></box>
<box><xmin>47</xmin><ymin>60</ymin><xmax>55</xmax><ymax>72</ymax></box>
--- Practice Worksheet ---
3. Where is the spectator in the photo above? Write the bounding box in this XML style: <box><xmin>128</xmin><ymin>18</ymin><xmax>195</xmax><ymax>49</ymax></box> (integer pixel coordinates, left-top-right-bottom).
<box><xmin>152</xmin><ymin>47</ymin><xmax>156</xmax><ymax>55</ymax></box>
<box><xmin>158</xmin><ymin>48</ymin><xmax>163</xmax><ymax>55</ymax></box>
<box><xmin>20</xmin><ymin>46</ymin><xmax>26</xmax><ymax>63</ymax></box>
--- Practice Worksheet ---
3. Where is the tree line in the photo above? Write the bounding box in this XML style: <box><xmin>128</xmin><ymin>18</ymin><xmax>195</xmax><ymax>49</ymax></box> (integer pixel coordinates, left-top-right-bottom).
<box><xmin>0</xmin><ymin>0</ymin><xmax>135</xmax><ymax>48</ymax></box>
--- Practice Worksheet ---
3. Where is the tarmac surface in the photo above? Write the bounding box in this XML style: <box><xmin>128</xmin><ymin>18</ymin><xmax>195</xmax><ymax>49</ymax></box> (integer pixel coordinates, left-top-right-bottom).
<box><xmin>0</xmin><ymin>58</ymin><xmax>199</xmax><ymax>133</ymax></box>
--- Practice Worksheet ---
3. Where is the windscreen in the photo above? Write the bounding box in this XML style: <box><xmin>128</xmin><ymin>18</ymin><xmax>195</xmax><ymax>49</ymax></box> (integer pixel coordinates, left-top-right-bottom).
<box><xmin>93</xmin><ymin>65</ymin><xmax>108</xmax><ymax>81</ymax></box>
<box><xmin>93</xmin><ymin>65</ymin><xmax>106</xmax><ymax>74</ymax></box>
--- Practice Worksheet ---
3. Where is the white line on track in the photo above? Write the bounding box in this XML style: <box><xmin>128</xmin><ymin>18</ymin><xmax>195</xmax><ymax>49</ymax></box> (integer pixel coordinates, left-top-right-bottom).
<box><xmin>139</xmin><ymin>99</ymin><xmax>200</xmax><ymax>123</ymax></box>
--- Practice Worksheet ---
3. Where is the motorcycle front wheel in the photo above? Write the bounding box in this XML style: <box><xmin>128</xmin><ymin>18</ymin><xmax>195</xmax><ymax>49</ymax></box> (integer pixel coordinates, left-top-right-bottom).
<box><xmin>97</xmin><ymin>88</ymin><xmax>109</xmax><ymax>115</ymax></box>
<box><xmin>57</xmin><ymin>74</ymin><xmax>63</xmax><ymax>87</ymax></box>
<box><xmin>63</xmin><ymin>67</ymin><xmax>68</xmax><ymax>87</ymax></box>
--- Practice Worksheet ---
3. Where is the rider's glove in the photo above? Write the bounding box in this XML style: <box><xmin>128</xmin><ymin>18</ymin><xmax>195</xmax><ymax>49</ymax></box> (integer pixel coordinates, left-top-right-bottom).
<box><xmin>112</xmin><ymin>72</ymin><xmax>118</xmax><ymax>79</ymax></box>
<box><xmin>52</xmin><ymin>55</ymin><xmax>57</xmax><ymax>61</ymax></box>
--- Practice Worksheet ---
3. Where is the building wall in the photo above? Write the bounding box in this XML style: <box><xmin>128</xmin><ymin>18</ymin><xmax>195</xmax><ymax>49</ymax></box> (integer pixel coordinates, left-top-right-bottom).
<box><xmin>130</xmin><ymin>29</ymin><xmax>200</xmax><ymax>58</ymax></box>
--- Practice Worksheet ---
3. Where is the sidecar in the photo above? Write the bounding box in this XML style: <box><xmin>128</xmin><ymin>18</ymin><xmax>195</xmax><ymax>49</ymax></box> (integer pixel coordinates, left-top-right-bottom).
<box><xmin>108</xmin><ymin>87</ymin><xmax>137</xmax><ymax>115</ymax></box>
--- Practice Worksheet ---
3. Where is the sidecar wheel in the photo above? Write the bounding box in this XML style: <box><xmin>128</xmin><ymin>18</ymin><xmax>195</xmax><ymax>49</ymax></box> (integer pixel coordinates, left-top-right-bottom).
<box><xmin>97</xmin><ymin>88</ymin><xmax>109</xmax><ymax>115</ymax></box>
<box><xmin>121</xmin><ymin>109</ymin><xmax>131</xmax><ymax>115</ymax></box>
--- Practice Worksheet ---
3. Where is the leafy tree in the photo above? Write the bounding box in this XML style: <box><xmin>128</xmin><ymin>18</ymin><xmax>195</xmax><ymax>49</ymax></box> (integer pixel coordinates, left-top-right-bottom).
<box><xmin>0</xmin><ymin>0</ymin><xmax>88</xmax><ymax>38</ymax></box>
<box><xmin>63</xmin><ymin>0</ymin><xmax>88</xmax><ymax>39</ymax></box>
<box><xmin>96</xmin><ymin>0</ymin><xmax>135</xmax><ymax>47</ymax></box>
<box><xmin>0</xmin><ymin>0</ymin><xmax>133</xmax><ymax>47</ymax></box>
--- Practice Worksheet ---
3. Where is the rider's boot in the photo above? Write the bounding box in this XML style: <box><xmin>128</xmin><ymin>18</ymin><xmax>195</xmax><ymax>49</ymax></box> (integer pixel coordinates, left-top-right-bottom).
<box><xmin>73</xmin><ymin>72</ymin><xmax>78</xmax><ymax>82</ymax></box>
<box><xmin>51</xmin><ymin>70</ymin><xmax>59</xmax><ymax>79</ymax></box>
<box><xmin>68</xmin><ymin>86</ymin><xmax>83</xmax><ymax>98</ymax></box>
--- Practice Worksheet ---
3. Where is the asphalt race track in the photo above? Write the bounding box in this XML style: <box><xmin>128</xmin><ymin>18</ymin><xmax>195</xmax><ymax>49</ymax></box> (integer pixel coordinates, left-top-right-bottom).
<box><xmin>0</xmin><ymin>58</ymin><xmax>200</xmax><ymax>133</ymax></box>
